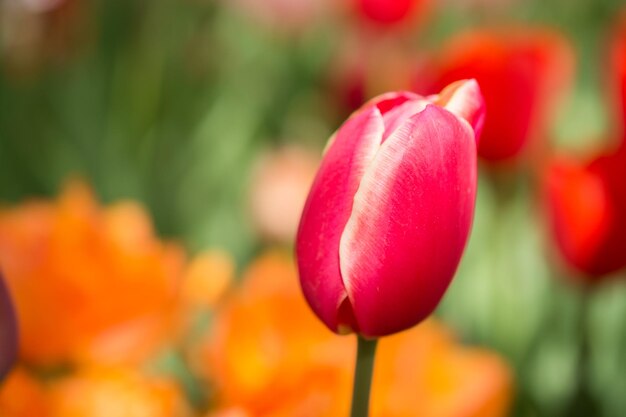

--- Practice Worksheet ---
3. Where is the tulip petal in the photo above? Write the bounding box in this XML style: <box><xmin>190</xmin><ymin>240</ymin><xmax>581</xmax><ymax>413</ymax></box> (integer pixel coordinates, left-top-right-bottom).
<box><xmin>0</xmin><ymin>272</ymin><xmax>18</xmax><ymax>381</ymax></box>
<box><xmin>436</xmin><ymin>79</ymin><xmax>486</xmax><ymax>142</ymax></box>
<box><xmin>364</xmin><ymin>91</ymin><xmax>422</xmax><ymax>114</ymax></box>
<box><xmin>339</xmin><ymin>105</ymin><xmax>477</xmax><ymax>337</ymax></box>
<box><xmin>380</xmin><ymin>99</ymin><xmax>430</xmax><ymax>142</ymax></box>
<box><xmin>296</xmin><ymin>106</ymin><xmax>385</xmax><ymax>333</ymax></box>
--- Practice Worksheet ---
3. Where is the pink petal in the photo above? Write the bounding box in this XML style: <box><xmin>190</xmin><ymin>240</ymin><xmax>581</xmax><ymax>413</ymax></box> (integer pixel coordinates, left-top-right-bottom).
<box><xmin>339</xmin><ymin>105</ymin><xmax>477</xmax><ymax>337</ymax></box>
<box><xmin>296</xmin><ymin>106</ymin><xmax>385</xmax><ymax>333</ymax></box>
<box><xmin>380</xmin><ymin>99</ymin><xmax>430</xmax><ymax>142</ymax></box>
<box><xmin>363</xmin><ymin>91</ymin><xmax>422</xmax><ymax>114</ymax></box>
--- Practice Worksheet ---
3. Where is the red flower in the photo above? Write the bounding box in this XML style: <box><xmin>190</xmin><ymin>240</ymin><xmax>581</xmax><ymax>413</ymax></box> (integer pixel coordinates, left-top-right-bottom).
<box><xmin>418</xmin><ymin>28</ymin><xmax>574</xmax><ymax>163</ymax></box>
<box><xmin>353</xmin><ymin>0</ymin><xmax>428</xmax><ymax>27</ymax></box>
<box><xmin>296</xmin><ymin>81</ymin><xmax>484</xmax><ymax>337</ymax></box>
<box><xmin>545</xmin><ymin>145</ymin><xmax>626</xmax><ymax>279</ymax></box>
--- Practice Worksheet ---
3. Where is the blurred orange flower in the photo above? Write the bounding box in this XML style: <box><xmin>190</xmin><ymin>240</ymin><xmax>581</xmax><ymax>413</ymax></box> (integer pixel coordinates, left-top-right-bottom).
<box><xmin>0</xmin><ymin>181</ymin><xmax>185</xmax><ymax>367</ymax></box>
<box><xmin>0</xmin><ymin>365</ymin><xmax>189</xmax><ymax>417</ymax></box>
<box><xmin>181</xmin><ymin>249</ymin><xmax>234</xmax><ymax>311</ymax></box>
<box><xmin>198</xmin><ymin>251</ymin><xmax>514</xmax><ymax>417</ymax></box>
<box><xmin>371</xmin><ymin>323</ymin><xmax>513</xmax><ymax>417</ymax></box>
<box><xmin>0</xmin><ymin>367</ymin><xmax>49</xmax><ymax>417</ymax></box>
<box><xmin>48</xmin><ymin>366</ymin><xmax>190</xmax><ymax>417</ymax></box>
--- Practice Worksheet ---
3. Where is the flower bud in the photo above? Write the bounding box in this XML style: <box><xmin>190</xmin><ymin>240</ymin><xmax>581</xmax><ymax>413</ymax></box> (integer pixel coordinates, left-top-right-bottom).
<box><xmin>296</xmin><ymin>80</ymin><xmax>484</xmax><ymax>337</ymax></box>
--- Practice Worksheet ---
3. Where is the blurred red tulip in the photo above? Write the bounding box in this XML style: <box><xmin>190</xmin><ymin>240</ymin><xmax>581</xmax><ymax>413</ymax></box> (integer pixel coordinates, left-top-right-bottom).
<box><xmin>545</xmin><ymin>145</ymin><xmax>626</xmax><ymax>279</ymax></box>
<box><xmin>418</xmin><ymin>28</ymin><xmax>574</xmax><ymax>163</ymax></box>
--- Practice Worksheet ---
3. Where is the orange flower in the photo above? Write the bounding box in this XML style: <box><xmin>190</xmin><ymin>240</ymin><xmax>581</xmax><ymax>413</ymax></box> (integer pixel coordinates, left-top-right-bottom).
<box><xmin>197</xmin><ymin>251</ymin><xmax>352</xmax><ymax>416</ymax></box>
<box><xmin>181</xmin><ymin>249</ymin><xmax>234</xmax><ymax>310</ymax></box>
<box><xmin>0</xmin><ymin>365</ymin><xmax>189</xmax><ymax>417</ymax></box>
<box><xmin>0</xmin><ymin>181</ymin><xmax>185</xmax><ymax>366</ymax></box>
<box><xmin>0</xmin><ymin>367</ymin><xmax>50</xmax><ymax>417</ymax></box>
<box><xmin>371</xmin><ymin>322</ymin><xmax>513</xmax><ymax>417</ymax></box>
<box><xmin>199</xmin><ymin>251</ymin><xmax>513</xmax><ymax>417</ymax></box>
<box><xmin>48</xmin><ymin>366</ymin><xmax>190</xmax><ymax>417</ymax></box>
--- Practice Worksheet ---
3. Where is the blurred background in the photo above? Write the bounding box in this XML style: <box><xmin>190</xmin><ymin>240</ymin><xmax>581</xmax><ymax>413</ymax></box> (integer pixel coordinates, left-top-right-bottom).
<box><xmin>1</xmin><ymin>0</ymin><xmax>626</xmax><ymax>416</ymax></box>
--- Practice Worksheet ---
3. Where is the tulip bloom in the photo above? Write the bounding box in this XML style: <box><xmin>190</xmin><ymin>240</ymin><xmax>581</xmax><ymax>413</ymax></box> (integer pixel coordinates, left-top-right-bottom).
<box><xmin>418</xmin><ymin>29</ymin><xmax>573</xmax><ymax>162</ymax></box>
<box><xmin>546</xmin><ymin>146</ymin><xmax>626</xmax><ymax>279</ymax></box>
<box><xmin>0</xmin><ymin>272</ymin><xmax>18</xmax><ymax>381</ymax></box>
<box><xmin>296</xmin><ymin>80</ymin><xmax>484</xmax><ymax>337</ymax></box>
<box><xmin>353</xmin><ymin>0</ymin><xmax>428</xmax><ymax>27</ymax></box>
<box><xmin>545</xmin><ymin>17</ymin><xmax>626</xmax><ymax>280</ymax></box>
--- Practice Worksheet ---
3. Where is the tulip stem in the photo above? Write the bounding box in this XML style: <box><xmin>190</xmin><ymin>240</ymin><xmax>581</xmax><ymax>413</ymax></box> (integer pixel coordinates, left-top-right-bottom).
<box><xmin>564</xmin><ymin>287</ymin><xmax>600</xmax><ymax>416</ymax></box>
<box><xmin>351</xmin><ymin>335</ymin><xmax>378</xmax><ymax>417</ymax></box>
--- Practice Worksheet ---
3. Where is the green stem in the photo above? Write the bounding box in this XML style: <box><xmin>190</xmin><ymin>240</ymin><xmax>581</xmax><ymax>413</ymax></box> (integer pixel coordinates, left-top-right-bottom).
<box><xmin>564</xmin><ymin>287</ymin><xmax>601</xmax><ymax>417</ymax></box>
<box><xmin>351</xmin><ymin>335</ymin><xmax>378</xmax><ymax>417</ymax></box>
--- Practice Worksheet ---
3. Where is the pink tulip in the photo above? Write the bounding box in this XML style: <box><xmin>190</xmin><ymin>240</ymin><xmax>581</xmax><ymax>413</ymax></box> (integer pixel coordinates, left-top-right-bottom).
<box><xmin>296</xmin><ymin>80</ymin><xmax>484</xmax><ymax>337</ymax></box>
